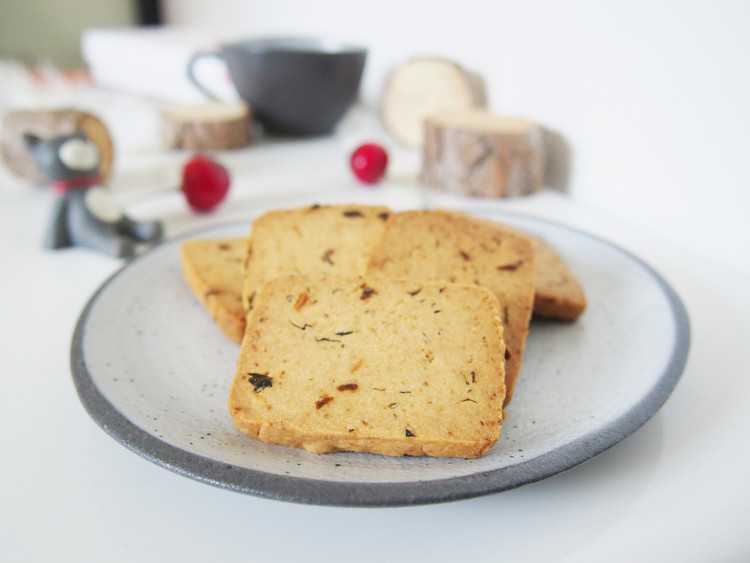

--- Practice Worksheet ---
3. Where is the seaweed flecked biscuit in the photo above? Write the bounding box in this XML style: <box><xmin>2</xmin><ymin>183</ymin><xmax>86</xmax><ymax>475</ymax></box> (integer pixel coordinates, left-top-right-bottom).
<box><xmin>180</xmin><ymin>237</ymin><xmax>248</xmax><ymax>344</ymax></box>
<box><xmin>366</xmin><ymin>209</ymin><xmax>535</xmax><ymax>405</ymax></box>
<box><xmin>472</xmin><ymin>218</ymin><xmax>587</xmax><ymax>321</ymax></box>
<box><xmin>511</xmin><ymin>230</ymin><xmax>587</xmax><ymax>321</ymax></box>
<box><xmin>228</xmin><ymin>275</ymin><xmax>506</xmax><ymax>459</ymax></box>
<box><xmin>241</xmin><ymin>204</ymin><xmax>391</xmax><ymax>310</ymax></box>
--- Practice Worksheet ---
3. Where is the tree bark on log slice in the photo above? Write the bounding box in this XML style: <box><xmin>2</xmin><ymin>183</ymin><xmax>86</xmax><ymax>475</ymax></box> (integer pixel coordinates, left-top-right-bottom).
<box><xmin>1</xmin><ymin>109</ymin><xmax>113</xmax><ymax>184</ymax></box>
<box><xmin>163</xmin><ymin>102</ymin><xmax>252</xmax><ymax>151</ymax></box>
<box><xmin>421</xmin><ymin>109</ymin><xmax>544</xmax><ymax>198</ymax></box>
<box><xmin>381</xmin><ymin>57</ymin><xmax>484</xmax><ymax>149</ymax></box>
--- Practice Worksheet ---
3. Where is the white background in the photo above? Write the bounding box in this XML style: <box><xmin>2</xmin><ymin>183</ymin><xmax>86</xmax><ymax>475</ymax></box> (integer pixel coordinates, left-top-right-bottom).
<box><xmin>2</xmin><ymin>2</ymin><xmax>750</xmax><ymax>561</ymax></box>
<box><xmin>164</xmin><ymin>0</ymin><xmax>750</xmax><ymax>278</ymax></box>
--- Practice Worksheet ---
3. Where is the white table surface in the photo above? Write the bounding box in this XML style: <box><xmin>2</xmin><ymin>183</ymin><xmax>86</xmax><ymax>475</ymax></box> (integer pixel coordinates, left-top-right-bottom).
<box><xmin>2</xmin><ymin>132</ymin><xmax>749</xmax><ymax>563</ymax></box>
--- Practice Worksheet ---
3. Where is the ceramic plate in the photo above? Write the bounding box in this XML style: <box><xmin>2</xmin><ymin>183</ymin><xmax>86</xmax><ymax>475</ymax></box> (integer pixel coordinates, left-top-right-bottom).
<box><xmin>71</xmin><ymin>209</ymin><xmax>690</xmax><ymax>506</ymax></box>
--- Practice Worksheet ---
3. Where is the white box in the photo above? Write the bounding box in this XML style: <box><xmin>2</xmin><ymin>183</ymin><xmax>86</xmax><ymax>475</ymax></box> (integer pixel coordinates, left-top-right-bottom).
<box><xmin>81</xmin><ymin>26</ymin><xmax>239</xmax><ymax>104</ymax></box>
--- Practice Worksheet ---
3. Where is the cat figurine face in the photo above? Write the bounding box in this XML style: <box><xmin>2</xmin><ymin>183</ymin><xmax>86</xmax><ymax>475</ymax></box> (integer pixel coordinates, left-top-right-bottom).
<box><xmin>24</xmin><ymin>132</ymin><xmax>101</xmax><ymax>187</ymax></box>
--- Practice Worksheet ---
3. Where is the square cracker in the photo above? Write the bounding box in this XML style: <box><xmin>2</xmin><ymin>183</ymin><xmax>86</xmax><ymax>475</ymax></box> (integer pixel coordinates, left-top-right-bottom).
<box><xmin>241</xmin><ymin>204</ymin><xmax>391</xmax><ymax>310</ymax></box>
<box><xmin>366</xmin><ymin>209</ymin><xmax>535</xmax><ymax>405</ymax></box>
<box><xmin>228</xmin><ymin>274</ymin><xmax>506</xmax><ymax>458</ymax></box>
<box><xmin>509</xmin><ymin>229</ymin><xmax>587</xmax><ymax>321</ymax></box>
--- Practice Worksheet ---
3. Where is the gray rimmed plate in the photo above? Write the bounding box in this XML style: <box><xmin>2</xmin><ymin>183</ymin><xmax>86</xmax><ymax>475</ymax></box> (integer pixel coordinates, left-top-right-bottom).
<box><xmin>71</xmin><ymin>209</ymin><xmax>690</xmax><ymax>506</ymax></box>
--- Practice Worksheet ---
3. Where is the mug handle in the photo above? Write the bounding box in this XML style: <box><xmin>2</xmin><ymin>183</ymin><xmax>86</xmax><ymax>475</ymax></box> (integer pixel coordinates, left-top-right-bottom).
<box><xmin>187</xmin><ymin>50</ymin><xmax>223</xmax><ymax>100</ymax></box>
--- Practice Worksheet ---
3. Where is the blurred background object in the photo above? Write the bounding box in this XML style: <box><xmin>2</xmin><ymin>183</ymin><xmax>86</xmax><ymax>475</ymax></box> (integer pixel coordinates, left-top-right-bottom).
<box><xmin>0</xmin><ymin>0</ymin><xmax>748</xmax><ymax>276</ymax></box>
<box><xmin>0</xmin><ymin>0</ymin><xmax>161</xmax><ymax>69</ymax></box>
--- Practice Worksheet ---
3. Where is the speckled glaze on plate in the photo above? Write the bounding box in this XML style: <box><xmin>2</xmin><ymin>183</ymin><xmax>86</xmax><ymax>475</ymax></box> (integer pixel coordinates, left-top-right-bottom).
<box><xmin>70</xmin><ymin>209</ymin><xmax>690</xmax><ymax>506</ymax></box>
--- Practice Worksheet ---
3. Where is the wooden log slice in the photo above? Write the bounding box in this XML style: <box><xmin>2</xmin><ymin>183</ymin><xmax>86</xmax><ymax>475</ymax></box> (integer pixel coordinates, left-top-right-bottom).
<box><xmin>421</xmin><ymin>109</ymin><xmax>544</xmax><ymax>198</ymax></box>
<box><xmin>163</xmin><ymin>102</ymin><xmax>252</xmax><ymax>151</ymax></box>
<box><xmin>381</xmin><ymin>57</ymin><xmax>484</xmax><ymax>149</ymax></box>
<box><xmin>1</xmin><ymin>109</ymin><xmax>113</xmax><ymax>183</ymax></box>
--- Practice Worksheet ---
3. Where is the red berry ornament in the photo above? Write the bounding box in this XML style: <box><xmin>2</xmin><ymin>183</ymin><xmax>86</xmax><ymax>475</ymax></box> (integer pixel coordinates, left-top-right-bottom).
<box><xmin>181</xmin><ymin>155</ymin><xmax>230</xmax><ymax>212</ymax></box>
<box><xmin>350</xmin><ymin>143</ymin><xmax>388</xmax><ymax>184</ymax></box>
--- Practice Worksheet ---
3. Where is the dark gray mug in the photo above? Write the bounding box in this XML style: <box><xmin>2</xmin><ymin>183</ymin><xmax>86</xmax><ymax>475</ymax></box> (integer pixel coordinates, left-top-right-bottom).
<box><xmin>187</xmin><ymin>37</ymin><xmax>367</xmax><ymax>137</ymax></box>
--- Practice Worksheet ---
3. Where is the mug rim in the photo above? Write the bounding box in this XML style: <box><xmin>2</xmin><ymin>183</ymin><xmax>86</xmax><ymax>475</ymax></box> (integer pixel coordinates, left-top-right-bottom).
<box><xmin>223</xmin><ymin>36</ymin><xmax>367</xmax><ymax>56</ymax></box>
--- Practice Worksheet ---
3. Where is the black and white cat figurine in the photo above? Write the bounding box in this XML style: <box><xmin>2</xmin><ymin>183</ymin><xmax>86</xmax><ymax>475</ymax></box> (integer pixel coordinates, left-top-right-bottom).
<box><xmin>24</xmin><ymin>131</ymin><xmax>162</xmax><ymax>258</ymax></box>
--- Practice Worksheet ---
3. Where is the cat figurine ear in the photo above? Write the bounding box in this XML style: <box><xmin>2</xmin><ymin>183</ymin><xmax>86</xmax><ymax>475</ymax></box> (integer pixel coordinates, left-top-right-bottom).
<box><xmin>22</xmin><ymin>132</ymin><xmax>41</xmax><ymax>148</ymax></box>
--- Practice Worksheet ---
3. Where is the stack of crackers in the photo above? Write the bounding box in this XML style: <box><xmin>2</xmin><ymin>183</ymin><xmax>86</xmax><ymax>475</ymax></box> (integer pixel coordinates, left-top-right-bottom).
<box><xmin>180</xmin><ymin>205</ymin><xmax>586</xmax><ymax>459</ymax></box>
